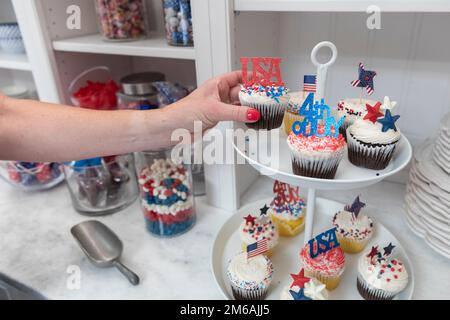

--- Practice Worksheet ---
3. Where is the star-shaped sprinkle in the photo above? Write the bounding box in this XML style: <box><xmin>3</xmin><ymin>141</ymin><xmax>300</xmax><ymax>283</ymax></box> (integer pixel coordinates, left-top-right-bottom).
<box><xmin>383</xmin><ymin>242</ymin><xmax>396</xmax><ymax>256</ymax></box>
<box><xmin>290</xmin><ymin>269</ymin><xmax>310</xmax><ymax>289</ymax></box>
<box><xmin>289</xmin><ymin>288</ymin><xmax>312</xmax><ymax>300</ymax></box>
<box><xmin>304</xmin><ymin>278</ymin><xmax>328</xmax><ymax>300</ymax></box>
<box><xmin>363</xmin><ymin>102</ymin><xmax>384</xmax><ymax>123</ymax></box>
<box><xmin>260</xmin><ymin>204</ymin><xmax>269</xmax><ymax>216</ymax></box>
<box><xmin>381</xmin><ymin>96</ymin><xmax>397</xmax><ymax>111</ymax></box>
<box><xmin>244</xmin><ymin>214</ymin><xmax>256</xmax><ymax>226</ymax></box>
<box><xmin>377</xmin><ymin>110</ymin><xmax>400</xmax><ymax>132</ymax></box>
<box><xmin>344</xmin><ymin>196</ymin><xmax>366</xmax><ymax>219</ymax></box>
<box><xmin>367</xmin><ymin>246</ymin><xmax>379</xmax><ymax>260</ymax></box>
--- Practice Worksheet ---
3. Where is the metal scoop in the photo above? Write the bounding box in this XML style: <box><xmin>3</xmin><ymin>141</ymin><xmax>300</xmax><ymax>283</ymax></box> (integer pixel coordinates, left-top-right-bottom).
<box><xmin>70</xmin><ymin>220</ymin><xmax>140</xmax><ymax>285</ymax></box>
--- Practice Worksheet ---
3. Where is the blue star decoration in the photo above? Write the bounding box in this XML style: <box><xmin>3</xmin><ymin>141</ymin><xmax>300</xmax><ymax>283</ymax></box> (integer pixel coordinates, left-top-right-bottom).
<box><xmin>289</xmin><ymin>288</ymin><xmax>312</xmax><ymax>300</ymax></box>
<box><xmin>377</xmin><ymin>110</ymin><xmax>400</xmax><ymax>132</ymax></box>
<box><xmin>383</xmin><ymin>242</ymin><xmax>396</xmax><ymax>256</ymax></box>
<box><xmin>260</xmin><ymin>204</ymin><xmax>269</xmax><ymax>216</ymax></box>
<box><xmin>344</xmin><ymin>196</ymin><xmax>366</xmax><ymax>219</ymax></box>
<box><xmin>351</xmin><ymin>62</ymin><xmax>377</xmax><ymax>95</ymax></box>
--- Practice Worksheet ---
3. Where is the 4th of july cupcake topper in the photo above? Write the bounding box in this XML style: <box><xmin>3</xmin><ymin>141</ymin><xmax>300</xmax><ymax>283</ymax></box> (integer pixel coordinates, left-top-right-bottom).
<box><xmin>308</xmin><ymin>227</ymin><xmax>340</xmax><ymax>259</ymax></box>
<box><xmin>272</xmin><ymin>180</ymin><xmax>300</xmax><ymax>206</ymax></box>
<box><xmin>240</xmin><ymin>57</ymin><xmax>284</xmax><ymax>87</ymax></box>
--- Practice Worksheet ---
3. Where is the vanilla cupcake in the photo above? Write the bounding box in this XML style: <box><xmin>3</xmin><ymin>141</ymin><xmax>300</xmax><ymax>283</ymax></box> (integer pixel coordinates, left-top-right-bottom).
<box><xmin>337</xmin><ymin>98</ymin><xmax>377</xmax><ymax>138</ymax></box>
<box><xmin>347</xmin><ymin>112</ymin><xmax>401</xmax><ymax>170</ymax></box>
<box><xmin>283</xmin><ymin>91</ymin><xmax>306</xmax><ymax>135</ymax></box>
<box><xmin>239</xmin><ymin>84</ymin><xmax>289</xmax><ymax>130</ymax></box>
<box><xmin>280</xmin><ymin>270</ymin><xmax>328</xmax><ymax>300</ymax></box>
<box><xmin>239</xmin><ymin>207</ymin><xmax>279</xmax><ymax>257</ymax></box>
<box><xmin>227</xmin><ymin>252</ymin><xmax>274</xmax><ymax>300</ymax></box>
<box><xmin>332</xmin><ymin>196</ymin><xmax>373</xmax><ymax>253</ymax></box>
<box><xmin>357</xmin><ymin>243</ymin><xmax>409</xmax><ymax>300</ymax></box>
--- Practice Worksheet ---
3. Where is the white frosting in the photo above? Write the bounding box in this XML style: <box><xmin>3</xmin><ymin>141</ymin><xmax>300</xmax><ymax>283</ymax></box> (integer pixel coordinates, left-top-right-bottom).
<box><xmin>239</xmin><ymin>86</ymin><xmax>289</xmax><ymax>105</ymax></box>
<box><xmin>338</xmin><ymin>98</ymin><xmax>378</xmax><ymax>125</ymax></box>
<box><xmin>349</xmin><ymin>119</ymin><xmax>401</xmax><ymax>145</ymax></box>
<box><xmin>358</xmin><ymin>254</ymin><xmax>408</xmax><ymax>294</ymax></box>
<box><xmin>287</xmin><ymin>91</ymin><xmax>307</xmax><ymax>113</ymax></box>
<box><xmin>227</xmin><ymin>252</ymin><xmax>273</xmax><ymax>290</ymax></box>
<box><xmin>239</xmin><ymin>219</ymin><xmax>279</xmax><ymax>250</ymax></box>
<box><xmin>333</xmin><ymin>210</ymin><xmax>373</xmax><ymax>241</ymax></box>
<box><xmin>279</xmin><ymin>279</ymin><xmax>328</xmax><ymax>300</ymax></box>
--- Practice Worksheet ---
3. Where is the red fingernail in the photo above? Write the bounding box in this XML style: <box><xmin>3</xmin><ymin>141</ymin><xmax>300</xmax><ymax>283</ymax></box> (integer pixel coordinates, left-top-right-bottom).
<box><xmin>247</xmin><ymin>109</ymin><xmax>260</xmax><ymax>121</ymax></box>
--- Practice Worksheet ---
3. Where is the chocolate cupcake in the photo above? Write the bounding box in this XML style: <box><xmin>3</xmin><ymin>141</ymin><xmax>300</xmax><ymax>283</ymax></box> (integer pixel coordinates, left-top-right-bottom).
<box><xmin>337</xmin><ymin>98</ymin><xmax>377</xmax><ymax>139</ymax></box>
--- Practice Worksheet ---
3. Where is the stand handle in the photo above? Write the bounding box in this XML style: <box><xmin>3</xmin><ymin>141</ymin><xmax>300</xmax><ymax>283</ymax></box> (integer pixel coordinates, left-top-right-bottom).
<box><xmin>304</xmin><ymin>188</ymin><xmax>316</xmax><ymax>245</ymax></box>
<box><xmin>310</xmin><ymin>41</ymin><xmax>338</xmax><ymax>102</ymax></box>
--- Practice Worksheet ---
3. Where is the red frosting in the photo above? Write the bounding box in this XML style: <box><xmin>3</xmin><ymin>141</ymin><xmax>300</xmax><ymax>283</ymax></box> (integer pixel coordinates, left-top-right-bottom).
<box><xmin>300</xmin><ymin>243</ymin><xmax>345</xmax><ymax>277</ymax></box>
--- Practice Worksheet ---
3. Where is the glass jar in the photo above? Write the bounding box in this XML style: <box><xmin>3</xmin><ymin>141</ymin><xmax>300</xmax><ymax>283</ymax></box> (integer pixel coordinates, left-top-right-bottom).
<box><xmin>135</xmin><ymin>149</ymin><xmax>196</xmax><ymax>237</ymax></box>
<box><xmin>63</xmin><ymin>155</ymin><xmax>138</xmax><ymax>215</ymax></box>
<box><xmin>117</xmin><ymin>72</ymin><xmax>165</xmax><ymax>110</ymax></box>
<box><xmin>162</xmin><ymin>0</ymin><xmax>193</xmax><ymax>47</ymax></box>
<box><xmin>95</xmin><ymin>0</ymin><xmax>148</xmax><ymax>41</ymax></box>
<box><xmin>0</xmin><ymin>161</ymin><xmax>64</xmax><ymax>191</ymax></box>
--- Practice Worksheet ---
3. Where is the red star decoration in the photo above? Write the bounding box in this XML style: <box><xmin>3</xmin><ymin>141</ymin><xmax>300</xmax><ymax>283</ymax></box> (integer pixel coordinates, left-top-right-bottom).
<box><xmin>244</xmin><ymin>214</ymin><xmax>256</xmax><ymax>226</ymax></box>
<box><xmin>367</xmin><ymin>246</ymin><xmax>379</xmax><ymax>260</ymax></box>
<box><xmin>290</xmin><ymin>269</ymin><xmax>310</xmax><ymax>289</ymax></box>
<box><xmin>363</xmin><ymin>102</ymin><xmax>383</xmax><ymax>123</ymax></box>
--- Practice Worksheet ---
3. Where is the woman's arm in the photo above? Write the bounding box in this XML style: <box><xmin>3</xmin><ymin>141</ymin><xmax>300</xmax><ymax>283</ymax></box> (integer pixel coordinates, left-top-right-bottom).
<box><xmin>0</xmin><ymin>71</ymin><xmax>259</xmax><ymax>162</ymax></box>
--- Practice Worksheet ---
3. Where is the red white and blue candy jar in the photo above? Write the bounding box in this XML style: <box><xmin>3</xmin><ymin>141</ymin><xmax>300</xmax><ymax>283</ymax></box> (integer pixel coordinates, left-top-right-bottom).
<box><xmin>135</xmin><ymin>149</ymin><xmax>196</xmax><ymax>237</ymax></box>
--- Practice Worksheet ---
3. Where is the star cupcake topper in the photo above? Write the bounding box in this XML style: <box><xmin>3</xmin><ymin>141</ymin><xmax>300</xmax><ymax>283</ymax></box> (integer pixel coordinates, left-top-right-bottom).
<box><xmin>260</xmin><ymin>204</ymin><xmax>269</xmax><ymax>216</ymax></box>
<box><xmin>290</xmin><ymin>269</ymin><xmax>310</xmax><ymax>289</ymax></box>
<box><xmin>244</xmin><ymin>214</ymin><xmax>256</xmax><ymax>226</ymax></box>
<box><xmin>381</xmin><ymin>96</ymin><xmax>397</xmax><ymax>111</ymax></box>
<box><xmin>351</xmin><ymin>62</ymin><xmax>376</xmax><ymax>95</ymax></box>
<box><xmin>377</xmin><ymin>110</ymin><xmax>400</xmax><ymax>132</ymax></box>
<box><xmin>289</xmin><ymin>288</ymin><xmax>312</xmax><ymax>300</ymax></box>
<box><xmin>383</xmin><ymin>242</ymin><xmax>396</xmax><ymax>257</ymax></box>
<box><xmin>344</xmin><ymin>196</ymin><xmax>366</xmax><ymax>220</ymax></box>
<box><xmin>363</xmin><ymin>102</ymin><xmax>384</xmax><ymax>123</ymax></box>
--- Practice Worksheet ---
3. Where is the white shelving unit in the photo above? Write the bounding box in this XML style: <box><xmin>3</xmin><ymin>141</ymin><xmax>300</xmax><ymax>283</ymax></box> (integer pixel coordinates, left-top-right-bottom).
<box><xmin>0</xmin><ymin>52</ymin><xmax>31</xmax><ymax>71</ymax></box>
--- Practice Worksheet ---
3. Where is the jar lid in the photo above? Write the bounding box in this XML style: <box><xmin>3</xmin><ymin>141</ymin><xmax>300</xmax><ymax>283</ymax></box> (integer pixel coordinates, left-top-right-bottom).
<box><xmin>120</xmin><ymin>72</ymin><xmax>166</xmax><ymax>96</ymax></box>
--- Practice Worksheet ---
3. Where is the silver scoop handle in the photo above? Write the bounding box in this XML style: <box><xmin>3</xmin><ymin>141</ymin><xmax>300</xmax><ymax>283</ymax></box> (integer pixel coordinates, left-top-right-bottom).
<box><xmin>113</xmin><ymin>261</ymin><xmax>140</xmax><ymax>286</ymax></box>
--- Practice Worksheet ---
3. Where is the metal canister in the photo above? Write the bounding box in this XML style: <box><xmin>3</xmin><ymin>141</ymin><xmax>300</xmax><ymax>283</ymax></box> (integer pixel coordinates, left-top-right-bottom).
<box><xmin>117</xmin><ymin>72</ymin><xmax>166</xmax><ymax>110</ymax></box>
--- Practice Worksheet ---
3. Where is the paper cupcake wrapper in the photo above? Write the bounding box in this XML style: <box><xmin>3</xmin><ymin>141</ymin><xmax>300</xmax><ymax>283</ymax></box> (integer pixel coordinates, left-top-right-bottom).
<box><xmin>304</xmin><ymin>269</ymin><xmax>342</xmax><ymax>291</ymax></box>
<box><xmin>347</xmin><ymin>133</ymin><xmax>399</xmax><ymax>170</ymax></box>
<box><xmin>271</xmin><ymin>214</ymin><xmax>305</xmax><ymax>237</ymax></box>
<box><xmin>231</xmin><ymin>284</ymin><xmax>269</xmax><ymax>300</ymax></box>
<box><xmin>290</xmin><ymin>148</ymin><xmax>345</xmax><ymax>179</ymax></box>
<box><xmin>339</xmin><ymin>122</ymin><xmax>351</xmax><ymax>141</ymax></box>
<box><xmin>283</xmin><ymin>111</ymin><xmax>304</xmax><ymax>136</ymax></box>
<box><xmin>336</xmin><ymin>233</ymin><xmax>370</xmax><ymax>254</ymax></box>
<box><xmin>241</xmin><ymin>100</ymin><xmax>288</xmax><ymax>130</ymax></box>
<box><xmin>357</xmin><ymin>275</ymin><xmax>396</xmax><ymax>300</ymax></box>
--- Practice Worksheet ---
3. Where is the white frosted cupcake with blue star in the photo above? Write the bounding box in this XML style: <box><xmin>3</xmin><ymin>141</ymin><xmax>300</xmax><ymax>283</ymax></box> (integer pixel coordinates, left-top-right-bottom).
<box><xmin>279</xmin><ymin>268</ymin><xmax>328</xmax><ymax>300</ymax></box>
<box><xmin>347</xmin><ymin>108</ymin><xmax>401</xmax><ymax>170</ymax></box>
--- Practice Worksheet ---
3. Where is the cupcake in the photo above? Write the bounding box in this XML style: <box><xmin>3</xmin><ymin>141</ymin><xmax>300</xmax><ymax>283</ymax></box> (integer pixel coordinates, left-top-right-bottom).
<box><xmin>287</xmin><ymin>126</ymin><xmax>346</xmax><ymax>179</ymax></box>
<box><xmin>239</xmin><ymin>205</ymin><xmax>279</xmax><ymax>257</ymax></box>
<box><xmin>283</xmin><ymin>91</ymin><xmax>306</xmax><ymax>136</ymax></box>
<box><xmin>239</xmin><ymin>84</ymin><xmax>289</xmax><ymax>130</ymax></box>
<box><xmin>337</xmin><ymin>98</ymin><xmax>377</xmax><ymax>139</ymax></box>
<box><xmin>347</xmin><ymin>109</ymin><xmax>401</xmax><ymax>170</ymax></box>
<box><xmin>280</xmin><ymin>268</ymin><xmax>328</xmax><ymax>300</ymax></box>
<box><xmin>227</xmin><ymin>252</ymin><xmax>274</xmax><ymax>300</ymax></box>
<box><xmin>300</xmin><ymin>236</ymin><xmax>345</xmax><ymax>290</ymax></box>
<box><xmin>357</xmin><ymin>243</ymin><xmax>409</xmax><ymax>300</ymax></box>
<box><xmin>269</xmin><ymin>180</ymin><xmax>306</xmax><ymax>237</ymax></box>
<box><xmin>332</xmin><ymin>196</ymin><xmax>373</xmax><ymax>253</ymax></box>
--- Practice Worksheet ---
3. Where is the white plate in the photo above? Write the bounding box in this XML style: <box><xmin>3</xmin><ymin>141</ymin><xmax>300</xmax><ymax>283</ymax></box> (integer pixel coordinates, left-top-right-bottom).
<box><xmin>211</xmin><ymin>197</ymin><xmax>415</xmax><ymax>300</ymax></box>
<box><xmin>414</xmin><ymin>144</ymin><xmax>450</xmax><ymax>193</ymax></box>
<box><xmin>233</xmin><ymin>128</ymin><xmax>412</xmax><ymax>190</ymax></box>
<box><xmin>408</xmin><ymin>183</ymin><xmax>450</xmax><ymax>222</ymax></box>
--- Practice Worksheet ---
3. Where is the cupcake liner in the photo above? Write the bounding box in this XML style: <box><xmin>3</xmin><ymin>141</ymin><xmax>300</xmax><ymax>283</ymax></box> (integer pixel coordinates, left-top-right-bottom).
<box><xmin>231</xmin><ymin>284</ymin><xmax>269</xmax><ymax>300</ymax></box>
<box><xmin>271</xmin><ymin>214</ymin><xmax>304</xmax><ymax>237</ymax></box>
<box><xmin>304</xmin><ymin>269</ymin><xmax>342</xmax><ymax>291</ymax></box>
<box><xmin>336</xmin><ymin>233</ymin><xmax>370</xmax><ymax>254</ymax></box>
<box><xmin>347</xmin><ymin>132</ymin><xmax>399</xmax><ymax>170</ymax></box>
<box><xmin>357</xmin><ymin>275</ymin><xmax>396</xmax><ymax>300</ymax></box>
<box><xmin>290</xmin><ymin>148</ymin><xmax>345</xmax><ymax>179</ymax></box>
<box><xmin>283</xmin><ymin>111</ymin><xmax>304</xmax><ymax>136</ymax></box>
<box><xmin>339</xmin><ymin>122</ymin><xmax>351</xmax><ymax>142</ymax></box>
<box><xmin>241</xmin><ymin>100</ymin><xmax>288</xmax><ymax>130</ymax></box>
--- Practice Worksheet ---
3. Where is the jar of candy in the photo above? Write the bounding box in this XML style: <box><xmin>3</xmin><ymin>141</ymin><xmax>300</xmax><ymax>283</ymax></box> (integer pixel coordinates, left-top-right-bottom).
<box><xmin>117</xmin><ymin>72</ymin><xmax>165</xmax><ymax>110</ymax></box>
<box><xmin>63</xmin><ymin>155</ymin><xmax>138</xmax><ymax>215</ymax></box>
<box><xmin>0</xmin><ymin>161</ymin><xmax>64</xmax><ymax>191</ymax></box>
<box><xmin>162</xmin><ymin>0</ymin><xmax>194</xmax><ymax>47</ymax></box>
<box><xmin>135</xmin><ymin>149</ymin><xmax>196</xmax><ymax>237</ymax></box>
<box><xmin>95</xmin><ymin>0</ymin><xmax>148</xmax><ymax>41</ymax></box>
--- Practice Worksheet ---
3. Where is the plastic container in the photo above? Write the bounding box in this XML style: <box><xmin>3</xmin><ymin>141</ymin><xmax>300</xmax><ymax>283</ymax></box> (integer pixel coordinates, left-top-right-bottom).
<box><xmin>162</xmin><ymin>0</ymin><xmax>193</xmax><ymax>47</ymax></box>
<box><xmin>135</xmin><ymin>149</ymin><xmax>196</xmax><ymax>237</ymax></box>
<box><xmin>94</xmin><ymin>0</ymin><xmax>148</xmax><ymax>41</ymax></box>
<box><xmin>63</xmin><ymin>155</ymin><xmax>138</xmax><ymax>216</ymax></box>
<box><xmin>0</xmin><ymin>161</ymin><xmax>64</xmax><ymax>191</ymax></box>
<box><xmin>0</xmin><ymin>23</ymin><xmax>25</xmax><ymax>53</ymax></box>
<box><xmin>117</xmin><ymin>72</ymin><xmax>165</xmax><ymax>110</ymax></box>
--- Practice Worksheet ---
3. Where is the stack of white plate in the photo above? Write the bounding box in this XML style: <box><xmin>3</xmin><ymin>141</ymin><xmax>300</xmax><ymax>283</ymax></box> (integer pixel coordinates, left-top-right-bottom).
<box><xmin>404</xmin><ymin>115</ymin><xmax>450</xmax><ymax>259</ymax></box>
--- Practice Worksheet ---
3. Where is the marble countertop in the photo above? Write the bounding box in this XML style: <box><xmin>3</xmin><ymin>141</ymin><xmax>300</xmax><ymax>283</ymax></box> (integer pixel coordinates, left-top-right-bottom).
<box><xmin>0</xmin><ymin>176</ymin><xmax>448</xmax><ymax>299</ymax></box>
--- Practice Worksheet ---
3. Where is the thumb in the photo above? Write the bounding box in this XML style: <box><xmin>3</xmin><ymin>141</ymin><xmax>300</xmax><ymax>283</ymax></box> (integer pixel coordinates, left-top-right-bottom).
<box><xmin>214</xmin><ymin>102</ymin><xmax>260</xmax><ymax>123</ymax></box>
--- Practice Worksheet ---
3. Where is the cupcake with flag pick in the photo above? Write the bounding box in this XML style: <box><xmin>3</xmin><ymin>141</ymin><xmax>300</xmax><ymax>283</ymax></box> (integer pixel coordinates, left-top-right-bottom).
<box><xmin>357</xmin><ymin>243</ymin><xmax>409</xmax><ymax>300</ymax></box>
<box><xmin>280</xmin><ymin>268</ymin><xmax>329</xmax><ymax>300</ymax></box>
<box><xmin>269</xmin><ymin>180</ymin><xmax>306</xmax><ymax>237</ymax></box>
<box><xmin>239</xmin><ymin>57</ymin><xmax>290</xmax><ymax>130</ymax></box>
<box><xmin>239</xmin><ymin>206</ymin><xmax>279</xmax><ymax>257</ymax></box>
<box><xmin>283</xmin><ymin>75</ymin><xmax>316</xmax><ymax>135</ymax></box>
<box><xmin>332</xmin><ymin>196</ymin><xmax>374</xmax><ymax>253</ymax></box>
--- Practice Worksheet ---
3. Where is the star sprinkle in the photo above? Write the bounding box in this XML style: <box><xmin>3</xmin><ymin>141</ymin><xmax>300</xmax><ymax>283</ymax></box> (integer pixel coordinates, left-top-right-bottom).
<box><xmin>383</xmin><ymin>242</ymin><xmax>396</xmax><ymax>256</ymax></box>
<box><xmin>260</xmin><ymin>204</ymin><xmax>269</xmax><ymax>216</ymax></box>
<box><xmin>289</xmin><ymin>288</ymin><xmax>312</xmax><ymax>301</ymax></box>
<box><xmin>244</xmin><ymin>214</ymin><xmax>256</xmax><ymax>226</ymax></box>
<box><xmin>377</xmin><ymin>110</ymin><xmax>400</xmax><ymax>132</ymax></box>
<box><xmin>381</xmin><ymin>96</ymin><xmax>397</xmax><ymax>111</ymax></box>
<box><xmin>367</xmin><ymin>246</ymin><xmax>379</xmax><ymax>260</ymax></box>
<box><xmin>344</xmin><ymin>196</ymin><xmax>366</xmax><ymax>219</ymax></box>
<box><xmin>290</xmin><ymin>269</ymin><xmax>310</xmax><ymax>289</ymax></box>
<box><xmin>351</xmin><ymin>62</ymin><xmax>377</xmax><ymax>95</ymax></box>
<box><xmin>304</xmin><ymin>279</ymin><xmax>327</xmax><ymax>300</ymax></box>
<box><xmin>363</xmin><ymin>102</ymin><xmax>384</xmax><ymax>123</ymax></box>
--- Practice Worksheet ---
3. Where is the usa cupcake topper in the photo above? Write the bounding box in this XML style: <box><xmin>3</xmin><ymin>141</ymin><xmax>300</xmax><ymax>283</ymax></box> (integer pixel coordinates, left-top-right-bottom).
<box><xmin>308</xmin><ymin>227</ymin><xmax>340</xmax><ymax>259</ymax></box>
<box><xmin>240</xmin><ymin>57</ymin><xmax>284</xmax><ymax>87</ymax></box>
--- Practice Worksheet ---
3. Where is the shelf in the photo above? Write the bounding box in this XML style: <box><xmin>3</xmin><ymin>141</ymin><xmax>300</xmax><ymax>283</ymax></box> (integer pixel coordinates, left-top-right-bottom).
<box><xmin>0</xmin><ymin>52</ymin><xmax>31</xmax><ymax>71</ymax></box>
<box><xmin>233</xmin><ymin>0</ymin><xmax>450</xmax><ymax>12</ymax></box>
<box><xmin>52</xmin><ymin>34</ymin><xmax>196</xmax><ymax>60</ymax></box>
